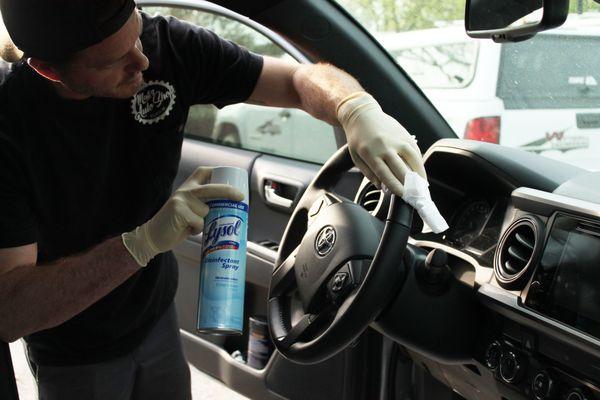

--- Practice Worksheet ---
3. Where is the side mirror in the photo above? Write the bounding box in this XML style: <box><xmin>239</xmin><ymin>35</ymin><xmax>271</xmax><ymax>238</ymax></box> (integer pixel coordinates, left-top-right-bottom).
<box><xmin>465</xmin><ymin>0</ymin><xmax>569</xmax><ymax>42</ymax></box>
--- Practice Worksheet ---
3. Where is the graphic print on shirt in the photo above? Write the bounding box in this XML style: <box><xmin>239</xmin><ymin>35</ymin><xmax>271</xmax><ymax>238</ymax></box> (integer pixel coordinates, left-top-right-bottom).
<box><xmin>131</xmin><ymin>80</ymin><xmax>176</xmax><ymax>125</ymax></box>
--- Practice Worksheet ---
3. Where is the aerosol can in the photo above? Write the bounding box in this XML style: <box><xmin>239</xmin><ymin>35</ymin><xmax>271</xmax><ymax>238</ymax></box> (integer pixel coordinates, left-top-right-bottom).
<box><xmin>197</xmin><ymin>167</ymin><xmax>249</xmax><ymax>335</ymax></box>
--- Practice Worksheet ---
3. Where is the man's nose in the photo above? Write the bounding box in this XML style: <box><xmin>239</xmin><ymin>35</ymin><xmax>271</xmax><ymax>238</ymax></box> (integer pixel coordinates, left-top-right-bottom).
<box><xmin>126</xmin><ymin>43</ymin><xmax>149</xmax><ymax>73</ymax></box>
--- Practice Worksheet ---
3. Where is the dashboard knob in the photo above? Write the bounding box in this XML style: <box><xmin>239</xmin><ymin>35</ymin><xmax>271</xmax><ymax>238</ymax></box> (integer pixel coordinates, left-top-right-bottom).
<box><xmin>484</xmin><ymin>341</ymin><xmax>503</xmax><ymax>370</ymax></box>
<box><xmin>499</xmin><ymin>351</ymin><xmax>525</xmax><ymax>384</ymax></box>
<box><xmin>565</xmin><ymin>388</ymin><xmax>590</xmax><ymax>400</ymax></box>
<box><xmin>532</xmin><ymin>370</ymin><xmax>555</xmax><ymax>400</ymax></box>
<box><xmin>419</xmin><ymin>248</ymin><xmax>449</xmax><ymax>285</ymax></box>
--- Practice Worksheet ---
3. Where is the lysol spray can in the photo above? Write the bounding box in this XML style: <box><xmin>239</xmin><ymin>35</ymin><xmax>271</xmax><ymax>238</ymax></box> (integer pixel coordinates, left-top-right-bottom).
<box><xmin>247</xmin><ymin>316</ymin><xmax>272</xmax><ymax>369</ymax></box>
<box><xmin>197</xmin><ymin>167</ymin><xmax>249</xmax><ymax>335</ymax></box>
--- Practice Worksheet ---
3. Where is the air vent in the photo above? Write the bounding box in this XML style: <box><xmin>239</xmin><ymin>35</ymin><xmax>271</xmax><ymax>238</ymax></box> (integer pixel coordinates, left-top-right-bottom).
<box><xmin>356</xmin><ymin>182</ymin><xmax>382</xmax><ymax>214</ymax></box>
<box><xmin>494</xmin><ymin>216</ymin><xmax>543</xmax><ymax>288</ymax></box>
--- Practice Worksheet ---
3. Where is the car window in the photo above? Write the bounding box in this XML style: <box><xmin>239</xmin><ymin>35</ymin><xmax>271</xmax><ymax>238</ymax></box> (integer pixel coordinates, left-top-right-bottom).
<box><xmin>498</xmin><ymin>35</ymin><xmax>600</xmax><ymax>110</ymax></box>
<box><xmin>141</xmin><ymin>6</ymin><xmax>338</xmax><ymax>165</ymax></box>
<box><xmin>338</xmin><ymin>0</ymin><xmax>600</xmax><ymax>172</ymax></box>
<box><xmin>384</xmin><ymin>39</ymin><xmax>479</xmax><ymax>89</ymax></box>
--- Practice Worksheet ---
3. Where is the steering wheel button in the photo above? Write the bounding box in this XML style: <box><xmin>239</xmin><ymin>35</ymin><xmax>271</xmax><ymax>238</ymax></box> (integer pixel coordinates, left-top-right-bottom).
<box><xmin>327</xmin><ymin>264</ymin><xmax>356</xmax><ymax>301</ymax></box>
<box><xmin>332</xmin><ymin>273</ymin><xmax>348</xmax><ymax>292</ymax></box>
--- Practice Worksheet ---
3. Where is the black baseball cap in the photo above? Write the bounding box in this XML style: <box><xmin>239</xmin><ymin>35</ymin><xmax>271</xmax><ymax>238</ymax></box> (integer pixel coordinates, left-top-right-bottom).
<box><xmin>0</xmin><ymin>0</ymin><xmax>136</xmax><ymax>62</ymax></box>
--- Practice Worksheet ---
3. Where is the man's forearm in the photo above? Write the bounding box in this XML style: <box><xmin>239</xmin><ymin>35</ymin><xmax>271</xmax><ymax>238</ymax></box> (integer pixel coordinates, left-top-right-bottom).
<box><xmin>0</xmin><ymin>236</ymin><xmax>141</xmax><ymax>342</ymax></box>
<box><xmin>292</xmin><ymin>63</ymin><xmax>364</xmax><ymax>126</ymax></box>
<box><xmin>250</xmin><ymin>58</ymin><xmax>429</xmax><ymax>199</ymax></box>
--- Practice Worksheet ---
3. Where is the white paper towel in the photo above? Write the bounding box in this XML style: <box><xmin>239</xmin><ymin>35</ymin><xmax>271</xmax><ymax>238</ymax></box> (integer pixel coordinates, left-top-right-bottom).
<box><xmin>397</xmin><ymin>171</ymin><xmax>449</xmax><ymax>234</ymax></box>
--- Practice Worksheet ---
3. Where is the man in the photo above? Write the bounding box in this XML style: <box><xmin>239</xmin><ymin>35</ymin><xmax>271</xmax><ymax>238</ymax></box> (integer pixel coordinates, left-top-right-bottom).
<box><xmin>0</xmin><ymin>0</ymin><xmax>426</xmax><ymax>398</ymax></box>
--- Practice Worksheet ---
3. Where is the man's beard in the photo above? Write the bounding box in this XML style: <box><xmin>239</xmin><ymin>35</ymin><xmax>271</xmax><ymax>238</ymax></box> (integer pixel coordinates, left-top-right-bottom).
<box><xmin>62</xmin><ymin>74</ymin><xmax>143</xmax><ymax>99</ymax></box>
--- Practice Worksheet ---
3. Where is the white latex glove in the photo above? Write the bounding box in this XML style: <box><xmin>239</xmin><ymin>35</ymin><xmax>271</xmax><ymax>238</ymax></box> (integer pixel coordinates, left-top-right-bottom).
<box><xmin>122</xmin><ymin>166</ymin><xmax>244</xmax><ymax>267</ymax></box>
<box><xmin>337</xmin><ymin>92</ymin><xmax>427</xmax><ymax>197</ymax></box>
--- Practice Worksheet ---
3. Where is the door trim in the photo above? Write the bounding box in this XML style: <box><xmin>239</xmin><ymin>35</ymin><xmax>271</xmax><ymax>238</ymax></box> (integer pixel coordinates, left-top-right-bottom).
<box><xmin>180</xmin><ymin>330</ymin><xmax>287</xmax><ymax>400</ymax></box>
<box><xmin>136</xmin><ymin>0</ymin><xmax>310</xmax><ymax>63</ymax></box>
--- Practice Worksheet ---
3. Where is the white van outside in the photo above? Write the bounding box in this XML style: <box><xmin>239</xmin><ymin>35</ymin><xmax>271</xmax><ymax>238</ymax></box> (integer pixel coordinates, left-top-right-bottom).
<box><xmin>211</xmin><ymin>15</ymin><xmax>600</xmax><ymax>170</ymax></box>
<box><xmin>211</xmin><ymin>103</ymin><xmax>337</xmax><ymax>164</ymax></box>
<box><xmin>379</xmin><ymin>16</ymin><xmax>600</xmax><ymax>171</ymax></box>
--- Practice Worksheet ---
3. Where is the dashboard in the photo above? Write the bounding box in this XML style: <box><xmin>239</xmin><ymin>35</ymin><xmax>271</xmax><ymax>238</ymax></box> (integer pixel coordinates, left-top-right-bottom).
<box><xmin>417</xmin><ymin>196</ymin><xmax>507</xmax><ymax>267</ymax></box>
<box><xmin>358</xmin><ymin>139</ymin><xmax>600</xmax><ymax>400</ymax></box>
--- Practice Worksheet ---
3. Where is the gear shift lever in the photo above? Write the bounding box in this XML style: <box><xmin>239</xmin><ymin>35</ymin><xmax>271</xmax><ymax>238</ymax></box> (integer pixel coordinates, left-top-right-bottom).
<box><xmin>417</xmin><ymin>248</ymin><xmax>450</xmax><ymax>286</ymax></box>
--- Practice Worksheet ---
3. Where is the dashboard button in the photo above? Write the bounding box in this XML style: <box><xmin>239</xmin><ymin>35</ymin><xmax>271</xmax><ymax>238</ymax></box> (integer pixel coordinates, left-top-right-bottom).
<box><xmin>485</xmin><ymin>341</ymin><xmax>503</xmax><ymax>370</ymax></box>
<box><xmin>529</xmin><ymin>280</ymin><xmax>544</xmax><ymax>293</ymax></box>
<box><xmin>499</xmin><ymin>351</ymin><xmax>525</xmax><ymax>384</ymax></box>
<box><xmin>532</xmin><ymin>370</ymin><xmax>555</xmax><ymax>400</ymax></box>
<box><xmin>566</xmin><ymin>388</ymin><xmax>589</xmax><ymax>400</ymax></box>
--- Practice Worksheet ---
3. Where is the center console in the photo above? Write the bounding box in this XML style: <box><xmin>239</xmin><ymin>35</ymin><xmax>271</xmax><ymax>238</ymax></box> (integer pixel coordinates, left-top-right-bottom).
<box><xmin>480</xmin><ymin>189</ymin><xmax>600</xmax><ymax>400</ymax></box>
<box><xmin>483</xmin><ymin>327</ymin><xmax>600</xmax><ymax>400</ymax></box>
<box><xmin>524</xmin><ymin>214</ymin><xmax>600</xmax><ymax>341</ymax></box>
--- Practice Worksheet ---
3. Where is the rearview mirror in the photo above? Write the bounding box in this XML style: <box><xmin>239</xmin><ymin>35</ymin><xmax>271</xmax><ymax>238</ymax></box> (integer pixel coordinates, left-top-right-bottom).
<box><xmin>465</xmin><ymin>0</ymin><xmax>569</xmax><ymax>42</ymax></box>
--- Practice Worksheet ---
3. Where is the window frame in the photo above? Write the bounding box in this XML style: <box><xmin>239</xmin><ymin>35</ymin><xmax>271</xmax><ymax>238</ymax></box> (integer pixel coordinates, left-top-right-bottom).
<box><xmin>136</xmin><ymin>0</ymin><xmax>310</xmax><ymax>63</ymax></box>
<box><xmin>137</xmin><ymin>0</ymin><xmax>344</xmax><ymax>165</ymax></box>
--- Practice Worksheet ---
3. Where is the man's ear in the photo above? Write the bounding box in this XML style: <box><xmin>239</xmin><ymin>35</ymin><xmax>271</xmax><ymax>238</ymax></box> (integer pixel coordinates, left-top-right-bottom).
<box><xmin>27</xmin><ymin>58</ymin><xmax>62</xmax><ymax>82</ymax></box>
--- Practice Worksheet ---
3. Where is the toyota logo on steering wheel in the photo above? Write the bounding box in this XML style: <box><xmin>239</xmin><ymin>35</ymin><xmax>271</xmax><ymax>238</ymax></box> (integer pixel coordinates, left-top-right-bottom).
<box><xmin>315</xmin><ymin>226</ymin><xmax>336</xmax><ymax>257</ymax></box>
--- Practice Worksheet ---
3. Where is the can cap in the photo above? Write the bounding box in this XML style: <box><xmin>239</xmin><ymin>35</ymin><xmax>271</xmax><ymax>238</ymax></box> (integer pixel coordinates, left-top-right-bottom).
<box><xmin>210</xmin><ymin>167</ymin><xmax>249</xmax><ymax>204</ymax></box>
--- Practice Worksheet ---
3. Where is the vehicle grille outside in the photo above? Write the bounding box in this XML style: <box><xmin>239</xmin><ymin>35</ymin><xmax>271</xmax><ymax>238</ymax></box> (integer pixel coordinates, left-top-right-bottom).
<box><xmin>494</xmin><ymin>216</ymin><xmax>543</xmax><ymax>288</ymax></box>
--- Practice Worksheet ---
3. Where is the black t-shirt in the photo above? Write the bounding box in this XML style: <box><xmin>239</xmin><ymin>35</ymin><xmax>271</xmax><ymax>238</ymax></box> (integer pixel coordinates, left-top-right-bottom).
<box><xmin>0</xmin><ymin>14</ymin><xmax>263</xmax><ymax>366</ymax></box>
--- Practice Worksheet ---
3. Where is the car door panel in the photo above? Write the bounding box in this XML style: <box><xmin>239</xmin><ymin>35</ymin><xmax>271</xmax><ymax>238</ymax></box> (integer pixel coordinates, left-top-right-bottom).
<box><xmin>174</xmin><ymin>137</ymin><xmax>372</xmax><ymax>400</ymax></box>
<box><xmin>173</xmin><ymin>236</ymin><xmax>275</xmax><ymax>341</ymax></box>
<box><xmin>250</xmin><ymin>155</ymin><xmax>319</xmax><ymax>243</ymax></box>
<box><xmin>179</xmin><ymin>329</ymin><xmax>286</xmax><ymax>400</ymax></box>
<box><xmin>134</xmin><ymin>2</ymin><xmax>379</xmax><ymax>399</ymax></box>
<box><xmin>173</xmin><ymin>139</ymin><xmax>259</xmax><ymax>189</ymax></box>
<box><xmin>250</xmin><ymin>155</ymin><xmax>365</xmax><ymax>242</ymax></box>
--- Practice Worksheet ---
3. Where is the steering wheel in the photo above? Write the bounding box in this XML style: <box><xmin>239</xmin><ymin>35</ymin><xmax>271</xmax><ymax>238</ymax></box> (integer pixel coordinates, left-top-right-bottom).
<box><xmin>267</xmin><ymin>145</ymin><xmax>414</xmax><ymax>364</ymax></box>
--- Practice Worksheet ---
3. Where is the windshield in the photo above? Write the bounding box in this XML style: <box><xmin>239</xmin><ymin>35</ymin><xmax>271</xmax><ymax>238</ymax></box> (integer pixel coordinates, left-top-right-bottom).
<box><xmin>337</xmin><ymin>0</ymin><xmax>600</xmax><ymax>172</ymax></box>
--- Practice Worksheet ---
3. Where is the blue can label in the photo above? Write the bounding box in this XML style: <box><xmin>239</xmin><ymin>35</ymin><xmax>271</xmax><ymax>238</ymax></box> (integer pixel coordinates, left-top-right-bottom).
<box><xmin>197</xmin><ymin>200</ymin><xmax>248</xmax><ymax>332</ymax></box>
